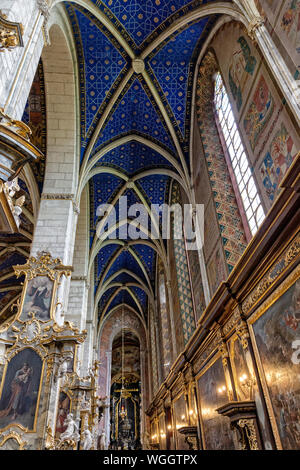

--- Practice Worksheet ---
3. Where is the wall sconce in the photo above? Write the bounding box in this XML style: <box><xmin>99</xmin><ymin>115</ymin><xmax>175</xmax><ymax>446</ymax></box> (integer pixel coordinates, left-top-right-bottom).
<box><xmin>239</xmin><ymin>373</ymin><xmax>255</xmax><ymax>399</ymax></box>
<box><xmin>217</xmin><ymin>385</ymin><xmax>226</xmax><ymax>394</ymax></box>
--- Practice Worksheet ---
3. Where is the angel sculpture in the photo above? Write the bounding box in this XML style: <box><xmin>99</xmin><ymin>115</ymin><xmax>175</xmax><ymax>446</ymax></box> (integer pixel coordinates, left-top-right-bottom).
<box><xmin>82</xmin><ymin>429</ymin><xmax>93</xmax><ymax>450</ymax></box>
<box><xmin>60</xmin><ymin>413</ymin><xmax>80</xmax><ymax>442</ymax></box>
<box><xmin>99</xmin><ymin>432</ymin><xmax>106</xmax><ymax>450</ymax></box>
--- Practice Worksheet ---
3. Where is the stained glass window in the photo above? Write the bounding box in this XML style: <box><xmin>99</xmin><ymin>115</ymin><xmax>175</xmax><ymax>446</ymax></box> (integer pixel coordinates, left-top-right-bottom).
<box><xmin>214</xmin><ymin>72</ymin><xmax>265</xmax><ymax>235</ymax></box>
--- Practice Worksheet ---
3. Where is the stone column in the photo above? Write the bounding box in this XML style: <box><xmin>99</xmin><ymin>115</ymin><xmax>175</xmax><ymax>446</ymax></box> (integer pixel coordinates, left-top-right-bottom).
<box><xmin>0</xmin><ymin>0</ymin><xmax>46</xmax><ymax>120</ymax></box>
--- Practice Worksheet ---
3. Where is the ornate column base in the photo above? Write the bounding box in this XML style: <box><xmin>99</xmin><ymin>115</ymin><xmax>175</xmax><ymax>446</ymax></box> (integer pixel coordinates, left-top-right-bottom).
<box><xmin>216</xmin><ymin>401</ymin><xmax>261</xmax><ymax>450</ymax></box>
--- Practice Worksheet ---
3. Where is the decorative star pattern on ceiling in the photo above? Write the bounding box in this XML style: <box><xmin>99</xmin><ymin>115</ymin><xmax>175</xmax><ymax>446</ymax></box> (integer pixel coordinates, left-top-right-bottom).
<box><xmin>64</xmin><ymin>0</ymin><xmax>231</xmax><ymax>325</ymax></box>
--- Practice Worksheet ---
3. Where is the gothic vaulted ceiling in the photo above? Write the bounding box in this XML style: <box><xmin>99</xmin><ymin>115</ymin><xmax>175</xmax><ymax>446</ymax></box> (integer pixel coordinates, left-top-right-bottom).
<box><xmin>63</xmin><ymin>0</ymin><xmax>231</xmax><ymax>327</ymax></box>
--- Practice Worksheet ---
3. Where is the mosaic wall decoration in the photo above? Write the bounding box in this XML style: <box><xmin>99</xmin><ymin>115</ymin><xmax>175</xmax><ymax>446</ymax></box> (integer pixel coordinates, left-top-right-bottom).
<box><xmin>260</xmin><ymin>122</ymin><xmax>298</xmax><ymax>202</ymax></box>
<box><xmin>170</xmin><ymin>182</ymin><xmax>195</xmax><ymax>346</ymax></box>
<box><xmin>196</xmin><ymin>52</ymin><xmax>247</xmax><ymax>275</ymax></box>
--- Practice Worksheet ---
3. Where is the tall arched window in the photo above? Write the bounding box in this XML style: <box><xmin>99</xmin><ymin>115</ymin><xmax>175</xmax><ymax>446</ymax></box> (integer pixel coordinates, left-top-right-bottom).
<box><xmin>214</xmin><ymin>72</ymin><xmax>265</xmax><ymax>236</ymax></box>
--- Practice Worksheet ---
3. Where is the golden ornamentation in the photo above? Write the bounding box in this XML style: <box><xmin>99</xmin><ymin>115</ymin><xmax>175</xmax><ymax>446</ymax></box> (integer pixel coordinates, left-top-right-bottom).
<box><xmin>0</xmin><ymin>430</ymin><xmax>27</xmax><ymax>450</ymax></box>
<box><xmin>242</xmin><ymin>233</ymin><xmax>300</xmax><ymax>315</ymax></box>
<box><xmin>0</xmin><ymin>108</ymin><xmax>31</xmax><ymax>140</ymax></box>
<box><xmin>0</xmin><ymin>12</ymin><xmax>23</xmax><ymax>51</ymax></box>
<box><xmin>46</xmin><ymin>356</ymin><xmax>55</xmax><ymax>385</ymax></box>
<box><xmin>236</xmin><ymin>320</ymin><xmax>250</xmax><ymax>350</ymax></box>
<box><xmin>13</xmin><ymin>251</ymin><xmax>72</xmax><ymax>281</ymax></box>
<box><xmin>223</xmin><ymin>307</ymin><xmax>241</xmax><ymax>336</ymax></box>
<box><xmin>238</xmin><ymin>419</ymin><xmax>259</xmax><ymax>450</ymax></box>
<box><xmin>45</xmin><ymin>426</ymin><xmax>77</xmax><ymax>451</ymax></box>
<box><xmin>10</xmin><ymin>312</ymin><xmax>45</xmax><ymax>345</ymax></box>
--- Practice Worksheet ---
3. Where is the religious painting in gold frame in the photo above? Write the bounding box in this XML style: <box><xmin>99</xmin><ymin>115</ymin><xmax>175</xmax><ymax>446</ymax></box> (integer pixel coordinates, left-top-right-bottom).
<box><xmin>18</xmin><ymin>275</ymin><xmax>55</xmax><ymax>323</ymax></box>
<box><xmin>195</xmin><ymin>353</ymin><xmax>235</xmax><ymax>450</ymax></box>
<box><xmin>0</xmin><ymin>346</ymin><xmax>45</xmax><ymax>433</ymax></box>
<box><xmin>12</xmin><ymin>252</ymin><xmax>72</xmax><ymax>324</ymax></box>
<box><xmin>248</xmin><ymin>267</ymin><xmax>300</xmax><ymax>450</ymax></box>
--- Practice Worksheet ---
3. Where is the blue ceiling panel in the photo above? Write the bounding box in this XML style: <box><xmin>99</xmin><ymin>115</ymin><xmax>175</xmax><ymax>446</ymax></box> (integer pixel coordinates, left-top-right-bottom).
<box><xmin>99</xmin><ymin>286</ymin><xmax>118</xmax><ymax>312</ymax></box>
<box><xmin>104</xmin><ymin>249</ymin><xmax>147</xmax><ymax>285</ymax></box>
<box><xmin>94</xmin><ymin>141</ymin><xmax>173</xmax><ymax>175</ymax></box>
<box><xmin>71</xmin><ymin>5</ymin><xmax>127</xmax><ymax>137</ymax></box>
<box><xmin>107</xmin><ymin>289</ymin><xmax>138</xmax><ymax>313</ymax></box>
<box><xmin>97</xmin><ymin>243</ymin><xmax>121</xmax><ymax>280</ymax></box>
<box><xmin>92</xmin><ymin>78</ymin><xmax>175</xmax><ymax>154</ymax></box>
<box><xmin>149</xmin><ymin>18</ymin><xmax>209</xmax><ymax>136</ymax></box>
<box><xmin>130</xmin><ymin>285</ymin><xmax>147</xmax><ymax>312</ymax></box>
<box><xmin>136</xmin><ymin>174</ymin><xmax>170</xmax><ymax>207</ymax></box>
<box><xmin>130</xmin><ymin>244</ymin><xmax>156</xmax><ymax>280</ymax></box>
<box><xmin>91</xmin><ymin>0</ymin><xmax>222</xmax><ymax>49</ymax></box>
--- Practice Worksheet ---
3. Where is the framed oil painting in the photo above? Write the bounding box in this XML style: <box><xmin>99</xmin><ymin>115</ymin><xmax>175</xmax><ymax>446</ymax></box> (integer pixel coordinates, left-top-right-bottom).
<box><xmin>249</xmin><ymin>277</ymin><xmax>300</xmax><ymax>450</ymax></box>
<box><xmin>19</xmin><ymin>275</ymin><xmax>54</xmax><ymax>322</ymax></box>
<box><xmin>0</xmin><ymin>348</ymin><xmax>43</xmax><ymax>431</ymax></box>
<box><xmin>197</xmin><ymin>356</ymin><xmax>235</xmax><ymax>450</ymax></box>
<box><xmin>173</xmin><ymin>394</ymin><xmax>189</xmax><ymax>450</ymax></box>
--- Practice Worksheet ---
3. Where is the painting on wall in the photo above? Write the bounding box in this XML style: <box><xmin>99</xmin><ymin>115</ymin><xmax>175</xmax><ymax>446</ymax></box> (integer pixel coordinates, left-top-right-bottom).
<box><xmin>55</xmin><ymin>391</ymin><xmax>71</xmax><ymax>438</ymax></box>
<box><xmin>198</xmin><ymin>357</ymin><xmax>235</xmax><ymax>450</ymax></box>
<box><xmin>0</xmin><ymin>348</ymin><xmax>43</xmax><ymax>431</ymax></box>
<box><xmin>173</xmin><ymin>394</ymin><xmax>189</xmax><ymax>450</ymax></box>
<box><xmin>229</xmin><ymin>36</ymin><xmax>257</xmax><ymax>111</ymax></box>
<box><xmin>260</xmin><ymin>123</ymin><xmax>298</xmax><ymax>201</ymax></box>
<box><xmin>230</xmin><ymin>338</ymin><xmax>251</xmax><ymax>401</ymax></box>
<box><xmin>250</xmin><ymin>278</ymin><xmax>300</xmax><ymax>449</ymax></box>
<box><xmin>19</xmin><ymin>275</ymin><xmax>54</xmax><ymax>322</ymax></box>
<box><xmin>244</xmin><ymin>75</ymin><xmax>274</xmax><ymax>152</ymax></box>
<box><xmin>280</xmin><ymin>0</ymin><xmax>300</xmax><ymax>56</ymax></box>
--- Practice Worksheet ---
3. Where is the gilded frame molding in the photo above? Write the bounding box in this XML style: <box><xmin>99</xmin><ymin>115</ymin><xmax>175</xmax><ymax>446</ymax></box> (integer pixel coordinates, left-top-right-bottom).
<box><xmin>247</xmin><ymin>265</ymin><xmax>300</xmax><ymax>450</ymax></box>
<box><xmin>0</xmin><ymin>345</ymin><xmax>46</xmax><ymax>434</ymax></box>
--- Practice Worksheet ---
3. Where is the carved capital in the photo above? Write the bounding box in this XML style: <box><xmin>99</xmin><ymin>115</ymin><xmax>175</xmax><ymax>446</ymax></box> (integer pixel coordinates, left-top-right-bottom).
<box><xmin>247</xmin><ymin>15</ymin><xmax>265</xmax><ymax>42</ymax></box>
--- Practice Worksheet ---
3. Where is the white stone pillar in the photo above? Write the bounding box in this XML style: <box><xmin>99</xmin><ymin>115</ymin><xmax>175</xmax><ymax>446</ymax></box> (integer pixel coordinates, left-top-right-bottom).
<box><xmin>0</xmin><ymin>0</ymin><xmax>47</xmax><ymax>120</ymax></box>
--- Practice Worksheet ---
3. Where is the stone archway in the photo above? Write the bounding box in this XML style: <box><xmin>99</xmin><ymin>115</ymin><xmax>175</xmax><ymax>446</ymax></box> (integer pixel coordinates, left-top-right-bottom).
<box><xmin>98</xmin><ymin>307</ymin><xmax>148</xmax><ymax>449</ymax></box>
